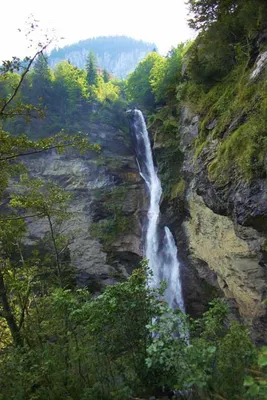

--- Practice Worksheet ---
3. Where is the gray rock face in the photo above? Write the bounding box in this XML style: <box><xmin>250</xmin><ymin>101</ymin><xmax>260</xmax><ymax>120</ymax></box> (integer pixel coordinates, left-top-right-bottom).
<box><xmin>184</xmin><ymin>190</ymin><xmax>266</xmax><ymax>334</ymax></box>
<box><xmin>250</xmin><ymin>50</ymin><xmax>267</xmax><ymax>80</ymax></box>
<box><xmin>24</xmin><ymin>117</ymin><xmax>147</xmax><ymax>289</ymax></box>
<box><xmin>180</xmin><ymin>107</ymin><xmax>199</xmax><ymax>176</ymax></box>
<box><xmin>176</xmin><ymin>105</ymin><xmax>267</xmax><ymax>342</ymax></box>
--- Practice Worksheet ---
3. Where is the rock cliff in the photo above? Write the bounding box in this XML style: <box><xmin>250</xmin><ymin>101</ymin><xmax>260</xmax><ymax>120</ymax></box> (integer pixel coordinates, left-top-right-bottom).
<box><xmin>154</xmin><ymin>50</ymin><xmax>267</xmax><ymax>342</ymax></box>
<box><xmin>24</xmin><ymin>114</ymin><xmax>147</xmax><ymax>290</ymax></box>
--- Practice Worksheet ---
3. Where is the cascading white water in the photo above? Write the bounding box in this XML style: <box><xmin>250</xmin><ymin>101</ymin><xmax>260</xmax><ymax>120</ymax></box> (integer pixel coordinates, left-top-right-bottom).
<box><xmin>131</xmin><ymin>109</ymin><xmax>185</xmax><ymax>311</ymax></box>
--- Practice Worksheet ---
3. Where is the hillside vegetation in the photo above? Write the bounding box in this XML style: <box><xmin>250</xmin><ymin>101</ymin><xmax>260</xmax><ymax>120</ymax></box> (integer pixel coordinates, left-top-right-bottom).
<box><xmin>1</xmin><ymin>52</ymin><xmax>128</xmax><ymax>139</ymax></box>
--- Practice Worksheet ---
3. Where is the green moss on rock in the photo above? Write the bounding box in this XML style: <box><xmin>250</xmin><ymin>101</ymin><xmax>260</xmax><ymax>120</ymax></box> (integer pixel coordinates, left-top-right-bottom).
<box><xmin>149</xmin><ymin>106</ymin><xmax>184</xmax><ymax>198</ymax></box>
<box><xmin>191</xmin><ymin>58</ymin><xmax>267</xmax><ymax>184</ymax></box>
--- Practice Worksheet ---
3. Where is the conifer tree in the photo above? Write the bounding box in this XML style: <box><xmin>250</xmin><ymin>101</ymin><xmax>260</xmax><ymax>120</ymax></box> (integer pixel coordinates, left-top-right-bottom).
<box><xmin>31</xmin><ymin>54</ymin><xmax>53</xmax><ymax>105</ymax></box>
<box><xmin>85</xmin><ymin>51</ymin><xmax>98</xmax><ymax>86</ymax></box>
<box><xmin>103</xmin><ymin>68</ymin><xmax>110</xmax><ymax>83</ymax></box>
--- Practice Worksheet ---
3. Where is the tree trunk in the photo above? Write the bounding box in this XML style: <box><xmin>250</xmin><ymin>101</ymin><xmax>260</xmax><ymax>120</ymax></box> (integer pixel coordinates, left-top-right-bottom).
<box><xmin>47</xmin><ymin>214</ymin><xmax>63</xmax><ymax>287</ymax></box>
<box><xmin>0</xmin><ymin>271</ymin><xmax>23</xmax><ymax>346</ymax></box>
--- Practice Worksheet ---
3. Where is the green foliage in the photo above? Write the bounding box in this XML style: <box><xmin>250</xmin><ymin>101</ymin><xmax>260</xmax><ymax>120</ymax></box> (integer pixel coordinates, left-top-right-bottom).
<box><xmin>54</xmin><ymin>60</ymin><xmax>88</xmax><ymax>115</ymax></box>
<box><xmin>215</xmin><ymin>321</ymin><xmax>257</xmax><ymax>398</ymax></box>
<box><xmin>0</xmin><ymin>266</ymin><xmax>159</xmax><ymax>400</ymax></box>
<box><xmin>0</xmin><ymin>266</ymin><xmax>258</xmax><ymax>400</ymax></box>
<box><xmin>0</xmin><ymin>72</ymin><xmax>20</xmax><ymax>105</ymax></box>
<box><xmin>148</xmin><ymin>106</ymin><xmax>184</xmax><ymax>198</ymax></box>
<box><xmin>146</xmin><ymin>299</ymin><xmax>256</xmax><ymax>399</ymax></box>
<box><xmin>187</xmin><ymin>0</ymin><xmax>238</xmax><ymax>30</ymax></box>
<box><xmin>187</xmin><ymin>0</ymin><xmax>267</xmax><ymax>33</ymax></box>
<box><xmin>30</xmin><ymin>54</ymin><xmax>54</xmax><ymax>107</ymax></box>
<box><xmin>86</xmin><ymin>51</ymin><xmax>98</xmax><ymax>87</ymax></box>
<box><xmin>127</xmin><ymin>52</ymin><xmax>162</xmax><ymax>109</ymax></box>
<box><xmin>185</xmin><ymin>33</ymin><xmax>237</xmax><ymax>86</ymax></box>
<box><xmin>90</xmin><ymin>186</ymin><xmax>133</xmax><ymax>251</ymax></box>
<box><xmin>103</xmin><ymin>69</ymin><xmax>110</xmax><ymax>83</ymax></box>
<box><xmin>184</xmin><ymin>0</ymin><xmax>267</xmax><ymax>88</ymax></box>
<box><xmin>10</xmin><ymin>176</ymin><xmax>72</xmax><ymax>218</ymax></box>
<box><xmin>150</xmin><ymin>44</ymin><xmax>185</xmax><ymax>104</ymax></box>
<box><xmin>94</xmin><ymin>96</ymin><xmax>129</xmax><ymax>132</ymax></box>
<box><xmin>91</xmin><ymin>216</ymin><xmax>131</xmax><ymax>251</ymax></box>
<box><xmin>9</xmin><ymin>176</ymin><xmax>77</xmax><ymax>288</ymax></box>
<box><xmin>148</xmin><ymin>56</ymin><xmax>167</xmax><ymax>103</ymax></box>
<box><xmin>96</xmin><ymin>75</ymin><xmax>120</xmax><ymax>103</ymax></box>
<box><xmin>244</xmin><ymin>347</ymin><xmax>267</xmax><ymax>399</ymax></box>
<box><xmin>2</xmin><ymin>53</ymin><xmax>125</xmax><ymax>139</ymax></box>
<box><xmin>177</xmin><ymin>1</ymin><xmax>267</xmax><ymax>184</ymax></box>
<box><xmin>0</xmin><ymin>173</ymin><xmax>78</xmax><ymax>350</ymax></box>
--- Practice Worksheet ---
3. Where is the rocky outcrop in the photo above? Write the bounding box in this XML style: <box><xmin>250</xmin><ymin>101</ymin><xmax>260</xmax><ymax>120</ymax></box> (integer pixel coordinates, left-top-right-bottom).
<box><xmin>151</xmin><ymin>41</ymin><xmax>267</xmax><ymax>340</ymax></box>
<box><xmin>174</xmin><ymin>102</ymin><xmax>267</xmax><ymax>343</ymax></box>
<box><xmin>24</xmin><ymin>117</ymin><xmax>147</xmax><ymax>290</ymax></box>
<box><xmin>250</xmin><ymin>50</ymin><xmax>267</xmax><ymax>80</ymax></box>
<box><xmin>184</xmin><ymin>190</ymin><xmax>267</xmax><ymax>339</ymax></box>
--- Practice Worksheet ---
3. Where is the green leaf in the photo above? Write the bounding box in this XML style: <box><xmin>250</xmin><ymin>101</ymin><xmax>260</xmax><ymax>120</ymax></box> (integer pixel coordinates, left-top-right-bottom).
<box><xmin>244</xmin><ymin>376</ymin><xmax>254</xmax><ymax>386</ymax></box>
<box><xmin>247</xmin><ymin>384</ymin><xmax>260</xmax><ymax>396</ymax></box>
<box><xmin>258</xmin><ymin>356</ymin><xmax>267</xmax><ymax>367</ymax></box>
<box><xmin>207</xmin><ymin>346</ymin><xmax>216</xmax><ymax>353</ymax></box>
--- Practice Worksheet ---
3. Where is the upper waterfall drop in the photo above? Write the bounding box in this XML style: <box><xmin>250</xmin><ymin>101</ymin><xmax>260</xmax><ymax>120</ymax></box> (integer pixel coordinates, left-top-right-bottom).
<box><xmin>131</xmin><ymin>109</ymin><xmax>185</xmax><ymax>312</ymax></box>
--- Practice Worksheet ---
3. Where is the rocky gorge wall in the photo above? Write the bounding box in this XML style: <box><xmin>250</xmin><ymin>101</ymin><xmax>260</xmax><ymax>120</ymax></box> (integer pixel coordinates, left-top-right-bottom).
<box><xmin>21</xmin><ymin>46</ymin><xmax>267</xmax><ymax>343</ymax></box>
<box><xmin>24</xmin><ymin>114</ymin><xmax>148</xmax><ymax>291</ymax></box>
<box><xmin>154</xmin><ymin>50</ymin><xmax>267</xmax><ymax>343</ymax></box>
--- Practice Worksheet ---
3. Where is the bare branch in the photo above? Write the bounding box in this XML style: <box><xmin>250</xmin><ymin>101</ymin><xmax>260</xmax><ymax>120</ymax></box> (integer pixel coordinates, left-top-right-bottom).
<box><xmin>0</xmin><ymin>111</ymin><xmax>41</xmax><ymax>119</ymax></box>
<box><xmin>0</xmin><ymin>143</ymin><xmax>66</xmax><ymax>162</ymax></box>
<box><xmin>0</xmin><ymin>213</ymin><xmax>44</xmax><ymax>221</ymax></box>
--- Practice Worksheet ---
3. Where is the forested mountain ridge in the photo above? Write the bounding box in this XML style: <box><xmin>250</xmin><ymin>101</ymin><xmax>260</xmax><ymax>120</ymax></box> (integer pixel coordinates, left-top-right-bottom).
<box><xmin>2</xmin><ymin>52</ymin><xmax>128</xmax><ymax>139</ymax></box>
<box><xmin>48</xmin><ymin>36</ymin><xmax>157</xmax><ymax>78</ymax></box>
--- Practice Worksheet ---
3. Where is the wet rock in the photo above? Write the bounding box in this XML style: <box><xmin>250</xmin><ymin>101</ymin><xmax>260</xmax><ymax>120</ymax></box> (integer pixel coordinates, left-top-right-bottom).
<box><xmin>250</xmin><ymin>50</ymin><xmax>267</xmax><ymax>80</ymax></box>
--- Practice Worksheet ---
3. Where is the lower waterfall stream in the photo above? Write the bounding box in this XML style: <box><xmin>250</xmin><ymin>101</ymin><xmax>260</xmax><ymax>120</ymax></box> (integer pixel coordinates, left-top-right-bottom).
<box><xmin>131</xmin><ymin>109</ymin><xmax>185</xmax><ymax>312</ymax></box>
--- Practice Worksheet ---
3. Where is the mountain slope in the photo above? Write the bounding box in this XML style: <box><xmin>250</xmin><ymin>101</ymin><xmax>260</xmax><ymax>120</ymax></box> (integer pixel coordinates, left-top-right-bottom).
<box><xmin>48</xmin><ymin>36</ymin><xmax>157</xmax><ymax>78</ymax></box>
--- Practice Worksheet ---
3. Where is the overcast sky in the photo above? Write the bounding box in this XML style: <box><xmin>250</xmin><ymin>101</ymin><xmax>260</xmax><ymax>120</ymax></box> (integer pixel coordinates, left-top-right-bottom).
<box><xmin>1</xmin><ymin>0</ymin><xmax>194</xmax><ymax>61</ymax></box>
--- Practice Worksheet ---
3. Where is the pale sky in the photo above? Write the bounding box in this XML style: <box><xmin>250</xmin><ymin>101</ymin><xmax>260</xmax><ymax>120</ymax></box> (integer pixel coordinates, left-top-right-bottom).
<box><xmin>1</xmin><ymin>0</ymin><xmax>194</xmax><ymax>61</ymax></box>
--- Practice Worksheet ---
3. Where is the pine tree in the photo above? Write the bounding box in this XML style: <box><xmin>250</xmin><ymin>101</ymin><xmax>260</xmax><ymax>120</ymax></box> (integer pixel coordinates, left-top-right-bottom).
<box><xmin>103</xmin><ymin>68</ymin><xmax>110</xmax><ymax>83</ymax></box>
<box><xmin>31</xmin><ymin>54</ymin><xmax>53</xmax><ymax>105</ymax></box>
<box><xmin>85</xmin><ymin>51</ymin><xmax>98</xmax><ymax>86</ymax></box>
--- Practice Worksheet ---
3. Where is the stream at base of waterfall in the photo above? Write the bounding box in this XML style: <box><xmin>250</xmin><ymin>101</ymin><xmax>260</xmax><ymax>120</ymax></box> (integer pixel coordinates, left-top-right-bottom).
<box><xmin>131</xmin><ymin>109</ymin><xmax>185</xmax><ymax>312</ymax></box>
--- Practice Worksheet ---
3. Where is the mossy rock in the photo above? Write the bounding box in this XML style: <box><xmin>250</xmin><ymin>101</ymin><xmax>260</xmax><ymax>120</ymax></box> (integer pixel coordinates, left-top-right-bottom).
<box><xmin>191</xmin><ymin>58</ymin><xmax>267</xmax><ymax>184</ymax></box>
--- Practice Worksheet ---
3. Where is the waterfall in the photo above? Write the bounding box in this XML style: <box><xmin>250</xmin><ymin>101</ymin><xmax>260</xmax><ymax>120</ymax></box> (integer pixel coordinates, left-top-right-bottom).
<box><xmin>131</xmin><ymin>109</ymin><xmax>185</xmax><ymax>312</ymax></box>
